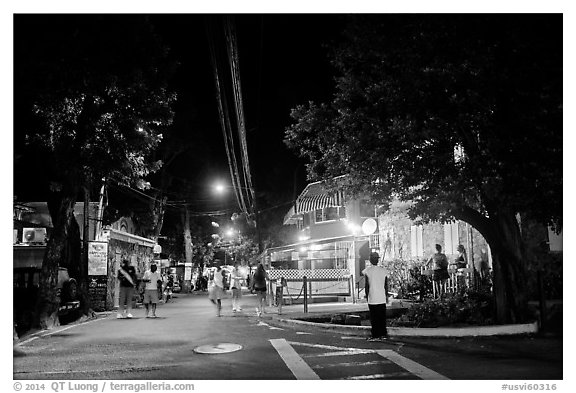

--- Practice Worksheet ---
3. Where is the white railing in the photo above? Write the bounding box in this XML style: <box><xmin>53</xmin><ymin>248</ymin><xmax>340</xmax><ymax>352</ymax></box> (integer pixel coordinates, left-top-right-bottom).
<box><xmin>268</xmin><ymin>268</ymin><xmax>350</xmax><ymax>280</ymax></box>
<box><xmin>422</xmin><ymin>267</ymin><xmax>474</xmax><ymax>298</ymax></box>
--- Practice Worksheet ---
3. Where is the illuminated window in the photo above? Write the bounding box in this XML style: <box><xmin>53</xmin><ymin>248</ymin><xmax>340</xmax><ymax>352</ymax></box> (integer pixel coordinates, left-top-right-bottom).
<box><xmin>314</xmin><ymin>206</ymin><xmax>347</xmax><ymax>223</ymax></box>
<box><xmin>444</xmin><ymin>222</ymin><xmax>459</xmax><ymax>255</ymax></box>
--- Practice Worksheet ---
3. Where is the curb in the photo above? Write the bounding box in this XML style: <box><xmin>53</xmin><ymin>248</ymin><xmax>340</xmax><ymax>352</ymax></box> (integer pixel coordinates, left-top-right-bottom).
<box><xmin>270</xmin><ymin>316</ymin><xmax>539</xmax><ymax>337</ymax></box>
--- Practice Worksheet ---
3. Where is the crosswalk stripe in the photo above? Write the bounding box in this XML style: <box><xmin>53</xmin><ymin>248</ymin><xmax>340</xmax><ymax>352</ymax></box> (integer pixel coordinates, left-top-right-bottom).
<box><xmin>312</xmin><ymin>360</ymin><xmax>390</xmax><ymax>369</ymax></box>
<box><xmin>270</xmin><ymin>339</ymin><xmax>320</xmax><ymax>380</ymax></box>
<box><xmin>376</xmin><ymin>349</ymin><xmax>449</xmax><ymax>380</ymax></box>
<box><xmin>342</xmin><ymin>372</ymin><xmax>413</xmax><ymax>380</ymax></box>
<box><xmin>287</xmin><ymin>341</ymin><xmax>369</xmax><ymax>352</ymax></box>
<box><xmin>303</xmin><ymin>350</ymin><xmax>374</xmax><ymax>357</ymax></box>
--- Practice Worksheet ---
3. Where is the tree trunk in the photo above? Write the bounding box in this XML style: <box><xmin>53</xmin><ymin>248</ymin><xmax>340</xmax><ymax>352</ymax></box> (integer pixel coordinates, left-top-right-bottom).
<box><xmin>455</xmin><ymin>206</ymin><xmax>529</xmax><ymax>324</ymax></box>
<box><xmin>79</xmin><ymin>185</ymin><xmax>92</xmax><ymax>316</ymax></box>
<box><xmin>35</xmin><ymin>194</ymin><xmax>77</xmax><ymax>330</ymax></box>
<box><xmin>152</xmin><ymin>195</ymin><xmax>167</xmax><ymax>241</ymax></box>
<box><xmin>488</xmin><ymin>210</ymin><xmax>529</xmax><ymax>324</ymax></box>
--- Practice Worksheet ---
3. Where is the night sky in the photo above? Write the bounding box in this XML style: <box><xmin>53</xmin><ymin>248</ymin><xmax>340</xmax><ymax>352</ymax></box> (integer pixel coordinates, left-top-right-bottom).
<box><xmin>13</xmin><ymin>14</ymin><xmax>346</xmax><ymax>221</ymax></box>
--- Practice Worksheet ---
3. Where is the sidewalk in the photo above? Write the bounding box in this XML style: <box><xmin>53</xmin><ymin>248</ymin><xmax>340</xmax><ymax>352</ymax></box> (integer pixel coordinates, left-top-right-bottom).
<box><xmin>258</xmin><ymin>297</ymin><xmax>540</xmax><ymax>338</ymax></box>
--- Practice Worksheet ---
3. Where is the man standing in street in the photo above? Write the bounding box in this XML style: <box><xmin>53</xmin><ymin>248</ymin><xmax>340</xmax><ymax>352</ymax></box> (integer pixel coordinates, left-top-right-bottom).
<box><xmin>363</xmin><ymin>252</ymin><xmax>389</xmax><ymax>341</ymax></box>
<box><xmin>142</xmin><ymin>263</ymin><xmax>162</xmax><ymax>318</ymax></box>
<box><xmin>117</xmin><ymin>259</ymin><xmax>137</xmax><ymax>319</ymax></box>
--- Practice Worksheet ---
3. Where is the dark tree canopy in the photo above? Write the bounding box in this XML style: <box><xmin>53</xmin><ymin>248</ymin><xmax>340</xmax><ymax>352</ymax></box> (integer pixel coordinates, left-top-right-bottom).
<box><xmin>286</xmin><ymin>15</ymin><xmax>562</xmax><ymax>228</ymax></box>
<box><xmin>16</xmin><ymin>15</ymin><xmax>176</xmax><ymax>194</ymax></box>
<box><xmin>285</xmin><ymin>15</ymin><xmax>562</xmax><ymax>323</ymax></box>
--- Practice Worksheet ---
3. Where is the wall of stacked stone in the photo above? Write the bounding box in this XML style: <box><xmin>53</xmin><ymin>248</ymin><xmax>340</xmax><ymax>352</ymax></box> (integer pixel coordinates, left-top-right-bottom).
<box><xmin>105</xmin><ymin>239</ymin><xmax>154</xmax><ymax>310</ymax></box>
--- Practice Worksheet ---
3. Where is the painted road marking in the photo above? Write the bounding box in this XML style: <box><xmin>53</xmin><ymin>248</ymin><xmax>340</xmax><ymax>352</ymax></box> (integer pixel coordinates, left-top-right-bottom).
<box><xmin>271</xmin><ymin>340</ymin><xmax>447</xmax><ymax>380</ymax></box>
<box><xmin>269</xmin><ymin>339</ymin><xmax>320</xmax><ymax>380</ymax></box>
<box><xmin>287</xmin><ymin>341</ymin><xmax>368</xmax><ymax>352</ymax></box>
<box><xmin>256</xmin><ymin>321</ymin><xmax>284</xmax><ymax>330</ymax></box>
<box><xmin>312</xmin><ymin>360</ymin><xmax>391</xmax><ymax>369</ymax></box>
<box><xmin>342</xmin><ymin>372</ymin><xmax>413</xmax><ymax>380</ymax></box>
<box><xmin>296</xmin><ymin>332</ymin><xmax>312</xmax><ymax>335</ymax></box>
<box><xmin>19</xmin><ymin>318</ymin><xmax>105</xmax><ymax>345</ymax></box>
<box><xmin>376</xmin><ymin>349</ymin><xmax>449</xmax><ymax>380</ymax></box>
<box><xmin>304</xmin><ymin>350</ymin><xmax>374</xmax><ymax>357</ymax></box>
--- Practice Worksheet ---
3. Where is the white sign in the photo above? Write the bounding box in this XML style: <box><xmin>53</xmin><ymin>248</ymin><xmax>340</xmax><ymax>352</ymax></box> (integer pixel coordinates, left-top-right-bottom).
<box><xmin>88</xmin><ymin>241</ymin><xmax>108</xmax><ymax>275</ymax></box>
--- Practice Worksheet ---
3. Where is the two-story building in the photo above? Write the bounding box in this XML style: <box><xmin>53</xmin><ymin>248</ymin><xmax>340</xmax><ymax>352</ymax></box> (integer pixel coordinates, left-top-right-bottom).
<box><xmin>259</xmin><ymin>176</ymin><xmax>380</xmax><ymax>301</ymax></box>
<box><xmin>261</xmin><ymin>176</ymin><xmax>497</xmax><ymax>302</ymax></box>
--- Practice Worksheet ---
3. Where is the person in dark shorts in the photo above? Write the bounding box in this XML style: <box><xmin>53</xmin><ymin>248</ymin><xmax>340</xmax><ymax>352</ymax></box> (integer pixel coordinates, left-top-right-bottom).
<box><xmin>250</xmin><ymin>263</ymin><xmax>269</xmax><ymax>317</ymax></box>
<box><xmin>427</xmin><ymin>244</ymin><xmax>449</xmax><ymax>298</ymax></box>
<box><xmin>142</xmin><ymin>264</ymin><xmax>162</xmax><ymax>318</ymax></box>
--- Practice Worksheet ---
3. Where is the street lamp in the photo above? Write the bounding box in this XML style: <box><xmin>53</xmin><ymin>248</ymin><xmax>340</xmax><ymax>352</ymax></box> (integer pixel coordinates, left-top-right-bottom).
<box><xmin>214</xmin><ymin>183</ymin><xmax>226</xmax><ymax>194</ymax></box>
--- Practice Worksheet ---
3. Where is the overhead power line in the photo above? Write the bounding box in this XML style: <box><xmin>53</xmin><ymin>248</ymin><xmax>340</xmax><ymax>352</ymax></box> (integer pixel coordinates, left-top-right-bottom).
<box><xmin>206</xmin><ymin>16</ymin><xmax>256</xmax><ymax>219</ymax></box>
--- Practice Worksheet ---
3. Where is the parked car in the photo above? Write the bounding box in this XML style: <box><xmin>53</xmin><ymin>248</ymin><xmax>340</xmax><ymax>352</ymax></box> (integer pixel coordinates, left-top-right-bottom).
<box><xmin>14</xmin><ymin>246</ymin><xmax>81</xmax><ymax>335</ymax></box>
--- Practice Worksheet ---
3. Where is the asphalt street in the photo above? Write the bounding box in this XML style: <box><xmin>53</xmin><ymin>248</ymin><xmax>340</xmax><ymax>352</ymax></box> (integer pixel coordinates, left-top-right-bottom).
<box><xmin>13</xmin><ymin>292</ymin><xmax>563</xmax><ymax>381</ymax></box>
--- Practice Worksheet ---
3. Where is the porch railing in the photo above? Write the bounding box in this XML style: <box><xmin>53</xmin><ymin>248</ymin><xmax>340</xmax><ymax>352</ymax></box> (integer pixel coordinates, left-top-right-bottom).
<box><xmin>422</xmin><ymin>267</ymin><xmax>475</xmax><ymax>298</ymax></box>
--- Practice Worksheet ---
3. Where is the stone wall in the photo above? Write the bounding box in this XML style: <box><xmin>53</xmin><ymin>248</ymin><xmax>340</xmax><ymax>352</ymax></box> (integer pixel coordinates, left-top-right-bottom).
<box><xmin>105</xmin><ymin>238</ymin><xmax>154</xmax><ymax>310</ymax></box>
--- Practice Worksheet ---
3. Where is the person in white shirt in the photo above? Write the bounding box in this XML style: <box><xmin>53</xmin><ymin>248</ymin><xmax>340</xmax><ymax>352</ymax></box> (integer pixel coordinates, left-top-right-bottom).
<box><xmin>230</xmin><ymin>263</ymin><xmax>244</xmax><ymax>312</ymax></box>
<box><xmin>141</xmin><ymin>264</ymin><xmax>162</xmax><ymax>318</ymax></box>
<box><xmin>208</xmin><ymin>266</ymin><xmax>225</xmax><ymax>317</ymax></box>
<box><xmin>362</xmin><ymin>252</ymin><xmax>389</xmax><ymax>341</ymax></box>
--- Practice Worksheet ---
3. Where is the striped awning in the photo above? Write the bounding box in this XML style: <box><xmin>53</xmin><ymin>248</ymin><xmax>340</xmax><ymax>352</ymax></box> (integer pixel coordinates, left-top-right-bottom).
<box><xmin>283</xmin><ymin>177</ymin><xmax>346</xmax><ymax>224</ymax></box>
<box><xmin>296</xmin><ymin>193</ymin><xmax>343</xmax><ymax>214</ymax></box>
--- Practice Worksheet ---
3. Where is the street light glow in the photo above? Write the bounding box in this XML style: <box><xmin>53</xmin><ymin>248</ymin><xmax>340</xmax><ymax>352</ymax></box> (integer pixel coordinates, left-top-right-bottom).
<box><xmin>214</xmin><ymin>183</ymin><xmax>226</xmax><ymax>194</ymax></box>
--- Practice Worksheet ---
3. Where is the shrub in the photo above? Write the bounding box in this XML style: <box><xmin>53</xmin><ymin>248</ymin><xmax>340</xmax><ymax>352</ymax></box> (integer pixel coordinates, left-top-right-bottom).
<box><xmin>385</xmin><ymin>258</ymin><xmax>433</xmax><ymax>300</ymax></box>
<box><xmin>390</xmin><ymin>288</ymin><xmax>495</xmax><ymax>327</ymax></box>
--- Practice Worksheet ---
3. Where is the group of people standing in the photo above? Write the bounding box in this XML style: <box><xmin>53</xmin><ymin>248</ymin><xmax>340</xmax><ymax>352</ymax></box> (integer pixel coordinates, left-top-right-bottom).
<box><xmin>426</xmin><ymin>243</ymin><xmax>468</xmax><ymax>298</ymax></box>
<box><xmin>207</xmin><ymin>262</ymin><xmax>271</xmax><ymax>317</ymax></box>
<box><xmin>116</xmin><ymin>259</ymin><xmax>168</xmax><ymax>319</ymax></box>
<box><xmin>360</xmin><ymin>244</ymin><xmax>470</xmax><ymax>342</ymax></box>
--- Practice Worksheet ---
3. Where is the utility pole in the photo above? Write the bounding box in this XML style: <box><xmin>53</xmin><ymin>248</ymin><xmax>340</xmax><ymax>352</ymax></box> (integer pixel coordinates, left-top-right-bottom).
<box><xmin>95</xmin><ymin>178</ymin><xmax>106</xmax><ymax>240</ymax></box>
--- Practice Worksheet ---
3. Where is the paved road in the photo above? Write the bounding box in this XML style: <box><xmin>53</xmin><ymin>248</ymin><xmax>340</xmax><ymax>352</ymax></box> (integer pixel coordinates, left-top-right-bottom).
<box><xmin>13</xmin><ymin>292</ymin><xmax>563</xmax><ymax>380</ymax></box>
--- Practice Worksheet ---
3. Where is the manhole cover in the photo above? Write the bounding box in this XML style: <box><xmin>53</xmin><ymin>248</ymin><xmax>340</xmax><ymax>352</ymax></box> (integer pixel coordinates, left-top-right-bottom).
<box><xmin>193</xmin><ymin>343</ymin><xmax>243</xmax><ymax>354</ymax></box>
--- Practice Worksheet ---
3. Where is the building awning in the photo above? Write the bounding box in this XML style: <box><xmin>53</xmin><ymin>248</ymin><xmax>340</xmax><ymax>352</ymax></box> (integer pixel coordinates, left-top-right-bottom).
<box><xmin>283</xmin><ymin>176</ymin><xmax>346</xmax><ymax>224</ymax></box>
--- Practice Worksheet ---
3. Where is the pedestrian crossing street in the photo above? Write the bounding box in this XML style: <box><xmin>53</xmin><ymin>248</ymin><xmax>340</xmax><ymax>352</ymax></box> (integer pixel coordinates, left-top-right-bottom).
<box><xmin>269</xmin><ymin>338</ymin><xmax>449</xmax><ymax>380</ymax></box>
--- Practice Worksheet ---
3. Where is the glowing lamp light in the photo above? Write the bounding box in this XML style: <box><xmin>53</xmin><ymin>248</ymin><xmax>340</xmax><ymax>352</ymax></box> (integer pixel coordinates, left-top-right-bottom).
<box><xmin>298</xmin><ymin>234</ymin><xmax>310</xmax><ymax>242</ymax></box>
<box><xmin>346</xmin><ymin>221</ymin><xmax>361</xmax><ymax>234</ymax></box>
<box><xmin>226</xmin><ymin>229</ymin><xmax>235</xmax><ymax>237</ymax></box>
<box><xmin>299</xmin><ymin>247</ymin><xmax>308</xmax><ymax>253</ymax></box>
<box><xmin>214</xmin><ymin>183</ymin><xmax>226</xmax><ymax>193</ymax></box>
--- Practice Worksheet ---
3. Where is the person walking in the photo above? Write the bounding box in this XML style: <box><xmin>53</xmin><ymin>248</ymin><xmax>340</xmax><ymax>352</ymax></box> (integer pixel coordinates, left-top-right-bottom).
<box><xmin>427</xmin><ymin>244</ymin><xmax>450</xmax><ymax>298</ymax></box>
<box><xmin>250</xmin><ymin>263</ymin><xmax>269</xmax><ymax>317</ymax></box>
<box><xmin>362</xmin><ymin>252</ymin><xmax>389</xmax><ymax>341</ymax></box>
<box><xmin>141</xmin><ymin>263</ymin><xmax>162</xmax><ymax>318</ymax></box>
<box><xmin>275</xmin><ymin>277</ymin><xmax>287</xmax><ymax>315</ymax></box>
<box><xmin>208</xmin><ymin>266</ymin><xmax>225</xmax><ymax>317</ymax></box>
<box><xmin>230</xmin><ymin>263</ymin><xmax>244</xmax><ymax>313</ymax></box>
<box><xmin>117</xmin><ymin>259</ymin><xmax>137</xmax><ymax>319</ymax></box>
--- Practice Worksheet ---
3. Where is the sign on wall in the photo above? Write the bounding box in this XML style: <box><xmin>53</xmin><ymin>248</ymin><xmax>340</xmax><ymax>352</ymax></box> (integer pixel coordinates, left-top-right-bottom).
<box><xmin>88</xmin><ymin>241</ymin><xmax>108</xmax><ymax>275</ymax></box>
